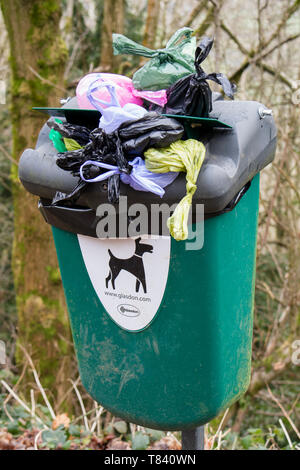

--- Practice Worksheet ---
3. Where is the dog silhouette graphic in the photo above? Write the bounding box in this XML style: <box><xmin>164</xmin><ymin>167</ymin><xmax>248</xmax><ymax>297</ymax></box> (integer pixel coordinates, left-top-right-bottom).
<box><xmin>105</xmin><ymin>238</ymin><xmax>153</xmax><ymax>293</ymax></box>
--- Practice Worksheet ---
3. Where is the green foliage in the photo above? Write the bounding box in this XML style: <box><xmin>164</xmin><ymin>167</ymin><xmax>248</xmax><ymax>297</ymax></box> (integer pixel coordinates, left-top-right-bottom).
<box><xmin>113</xmin><ymin>420</ymin><xmax>127</xmax><ymax>435</ymax></box>
<box><xmin>1</xmin><ymin>383</ymin><xmax>298</xmax><ymax>450</ymax></box>
<box><xmin>41</xmin><ymin>428</ymin><xmax>69</xmax><ymax>449</ymax></box>
<box><xmin>131</xmin><ymin>431</ymin><xmax>150</xmax><ymax>450</ymax></box>
<box><xmin>145</xmin><ymin>428</ymin><xmax>165</xmax><ymax>443</ymax></box>
<box><xmin>240</xmin><ymin>428</ymin><xmax>267</xmax><ymax>449</ymax></box>
<box><xmin>213</xmin><ymin>425</ymin><xmax>298</xmax><ymax>450</ymax></box>
<box><xmin>46</xmin><ymin>266</ymin><xmax>62</xmax><ymax>285</ymax></box>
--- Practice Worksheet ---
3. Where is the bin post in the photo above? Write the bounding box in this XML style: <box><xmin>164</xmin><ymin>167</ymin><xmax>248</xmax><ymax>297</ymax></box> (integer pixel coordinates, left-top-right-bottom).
<box><xmin>181</xmin><ymin>426</ymin><xmax>205</xmax><ymax>450</ymax></box>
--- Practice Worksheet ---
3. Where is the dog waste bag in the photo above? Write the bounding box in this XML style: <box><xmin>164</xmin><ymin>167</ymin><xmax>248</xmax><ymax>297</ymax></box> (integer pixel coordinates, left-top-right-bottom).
<box><xmin>51</xmin><ymin>112</ymin><xmax>184</xmax><ymax>206</ymax></box>
<box><xmin>145</xmin><ymin>139</ymin><xmax>206</xmax><ymax>241</ymax></box>
<box><xmin>113</xmin><ymin>27</ymin><xmax>196</xmax><ymax>91</ymax></box>
<box><xmin>160</xmin><ymin>37</ymin><xmax>235</xmax><ymax>117</ymax></box>
<box><xmin>118</xmin><ymin>112</ymin><xmax>184</xmax><ymax>155</ymax></box>
<box><xmin>77</xmin><ymin>72</ymin><xmax>168</xmax><ymax>109</ymax></box>
<box><xmin>86</xmin><ymin>80</ymin><xmax>148</xmax><ymax>133</ymax></box>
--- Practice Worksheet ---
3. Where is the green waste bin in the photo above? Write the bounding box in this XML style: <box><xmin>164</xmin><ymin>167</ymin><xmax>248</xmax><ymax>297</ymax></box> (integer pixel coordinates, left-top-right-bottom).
<box><xmin>19</xmin><ymin>97</ymin><xmax>276</xmax><ymax>430</ymax></box>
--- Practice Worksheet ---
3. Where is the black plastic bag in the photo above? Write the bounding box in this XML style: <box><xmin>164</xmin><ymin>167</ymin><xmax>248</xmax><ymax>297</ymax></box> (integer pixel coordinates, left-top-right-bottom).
<box><xmin>157</xmin><ymin>37</ymin><xmax>235</xmax><ymax>117</ymax></box>
<box><xmin>52</xmin><ymin>180</ymin><xmax>88</xmax><ymax>206</ymax></box>
<box><xmin>48</xmin><ymin>120</ymin><xmax>91</xmax><ymax>147</ymax></box>
<box><xmin>52</xmin><ymin>114</ymin><xmax>183</xmax><ymax>204</ymax></box>
<box><xmin>55</xmin><ymin>129</ymin><xmax>129</xmax><ymax>204</ymax></box>
<box><xmin>118</xmin><ymin>112</ymin><xmax>184</xmax><ymax>155</ymax></box>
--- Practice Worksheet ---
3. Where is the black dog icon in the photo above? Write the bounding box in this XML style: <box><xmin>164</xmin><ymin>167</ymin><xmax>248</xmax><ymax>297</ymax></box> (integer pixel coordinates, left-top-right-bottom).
<box><xmin>105</xmin><ymin>238</ymin><xmax>153</xmax><ymax>293</ymax></box>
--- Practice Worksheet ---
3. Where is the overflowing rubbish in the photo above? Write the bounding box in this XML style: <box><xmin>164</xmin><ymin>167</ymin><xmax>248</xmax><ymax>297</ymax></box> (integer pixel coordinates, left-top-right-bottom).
<box><xmin>64</xmin><ymin>138</ymin><xmax>83</xmax><ymax>151</ymax></box>
<box><xmin>145</xmin><ymin>140</ymin><xmax>206</xmax><ymax>240</ymax></box>
<box><xmin>77</xmin><ymin>73</ymin><xmax>167</xmax><ymax>108</ymax></box>
<box><xmin>77</xmin><ymin>73</ymin><xmax>142</xmax><ymax>108</ymax></box>
<box><xmin>118</xmin><ymin>112</ymin><xmax>184</xmax><ymax>155</ymax></box>
<box><xmin>49</xmin><ymin>124</ymin><xmax>67</xmax><ymax>153</ymax></box>
<box><xmin>53</xmin><ymin>112</ymin><xmax>183</xmax><ymax>204</ymax></box>
<box><xmin>28</xmin><ymin>30</ymin><xmax>239</xmax><ymax>240</ymax></box>
<box><xmin>154</xmin><ymin>37</ymin><xmax>235</xmax><ymax>117</ymax></box>
<box><xmin>55</xmin><ymin>129</ymin><xmax>129</xmax><ymax>204</ymax></box>
<box><xmin>48</xmin><ymin>120</ymin><xmax>90</xmax><ymax>146</ymax></box>
<box><xmin>113</xmin><ymin>28</ymin><xmax>196</xmax><ymax>91</ymax></box>
<box><xmin>87</xmin><ymin>79</ymin><xmax>147</xmax><ymax>133</ymax></box>
<box><xmin>80</xmin><ymin>157</ymin><xmax>178</xmax><ymax>197</ymax></box>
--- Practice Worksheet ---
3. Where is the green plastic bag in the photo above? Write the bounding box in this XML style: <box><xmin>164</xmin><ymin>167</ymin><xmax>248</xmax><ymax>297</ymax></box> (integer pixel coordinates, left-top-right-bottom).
<box><xmin>112</xmin><ymin>28</ymin><xmax>196</xmax><ymax>91</ymax></box>
<box><xmin>145</xmin><ymin>139</ymin><xmax>206</xmax><ymax>241</ymax></box>
<box><xmin>49</xmin><ymin>119</ymin><xmax>82</xmax><ymax>153</ymax></box>
<box><xmin>49</xmin><ymin>119</ymin><xmax>67</xmax><ymax>153</ymax></box>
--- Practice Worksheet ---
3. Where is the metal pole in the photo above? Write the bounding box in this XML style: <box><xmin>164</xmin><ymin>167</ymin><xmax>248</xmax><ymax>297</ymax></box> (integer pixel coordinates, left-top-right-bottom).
<box><xmin>181</xmin><ymin>426</ymin><xmax>205</xmax><ymax>450</ymax></box>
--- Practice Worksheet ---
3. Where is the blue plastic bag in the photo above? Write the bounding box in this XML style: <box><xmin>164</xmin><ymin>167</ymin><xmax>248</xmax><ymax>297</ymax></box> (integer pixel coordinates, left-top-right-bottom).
<box><xmin>79</xmin><ymin>157</ymin><xmax>178</xmax><ymax>198</ymax></box>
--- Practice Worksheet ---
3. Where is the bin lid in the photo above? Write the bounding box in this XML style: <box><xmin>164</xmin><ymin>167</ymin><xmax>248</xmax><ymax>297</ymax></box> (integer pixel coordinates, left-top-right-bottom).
<box><xmin>33</xmin><ymin>107</ymin><xmax>232</xmax><ymax>129</ymax></box>
<box><xmin>19</xmin><ymin>97</ymin><xmax>277</xmax><ymax>220</ymax></box>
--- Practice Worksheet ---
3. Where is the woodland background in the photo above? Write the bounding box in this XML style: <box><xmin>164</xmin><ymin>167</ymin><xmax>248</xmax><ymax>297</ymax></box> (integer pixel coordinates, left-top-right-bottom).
<box><xmin>0</xmin><ymin>0</ymin><xmax>299</xmax><ymax>450</ymax></box>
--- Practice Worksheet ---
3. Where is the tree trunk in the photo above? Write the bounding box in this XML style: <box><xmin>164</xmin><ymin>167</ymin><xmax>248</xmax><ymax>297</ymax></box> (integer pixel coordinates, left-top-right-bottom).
<box><xmin>0</xmin><ymin>0</ymin><xmax>71</xmax><ymax>406</ymax></box>
<box><xmin>143</xmin><ymin>0</ymin><xmax>160</xmax><ymax>49</ymax></box>
<box><xmin>100</xmin><ymin>0</ymin><xmax>125</xmax><ymax>72</ymax></box>
<box><xmin>61</xmin><ymin>0</ymin><xmax>75</xmax><ymax>50</ymax></box>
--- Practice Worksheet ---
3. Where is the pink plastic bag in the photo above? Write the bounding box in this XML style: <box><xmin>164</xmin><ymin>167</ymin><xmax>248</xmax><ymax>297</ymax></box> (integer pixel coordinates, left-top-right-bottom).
<box><xmin>87</xmin><ymin>80</ymin><xmax>147</xmax><ymax>133</ymax></box>
<box><xmin>133</xmin><ymin>87</ymin><xmax>167</xmax><ymax>107</ymax></box>
<box><xmin>76</xmin><ymin>73</ymin><xmax>167</xmax><ymax>110</ymax></box>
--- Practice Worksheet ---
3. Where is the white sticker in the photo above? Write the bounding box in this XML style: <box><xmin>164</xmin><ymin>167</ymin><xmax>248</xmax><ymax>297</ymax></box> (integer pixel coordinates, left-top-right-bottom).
<box><xmin>78</xmin><ymin>235</ymin><xmax>171</xmax><ymax>332</ymax></box>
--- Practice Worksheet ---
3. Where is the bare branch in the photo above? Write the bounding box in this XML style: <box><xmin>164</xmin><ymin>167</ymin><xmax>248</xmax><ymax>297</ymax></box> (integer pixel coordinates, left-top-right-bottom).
<box><xmin>262</xmin><ymin>0</ymin><xmax>300</xmax><ymax>50</ymax></box>
<box><xmin>258</xmin><ymin>33</ymin><xmax>300</xmax><ymax>62</ymax></box>
<box><xmin>267</xmin><ymin>385</ymin><xmax>300</xmax><ymax>440</ymax></box>
<box><xmin>27</xmin><ymin>65</ymin><xmax>67</xmax><ymax>94</ymax></box>
<box><xmin>0</xmin><ymin>141</ymin><xmax>18</xmax><ymax>166</ymax></box>
<box><xmin>185</xmin><ymin>0</ymin><xmax>207</xmax><ymax>28</ymax></box>
<box><xmin>260</xmin><ymin>62</ymin><xmax>295</xmax><ymax>89</ymax></box>
<box><xmin>64</xmin><ymin>32</ymin><xmax>88</xmax><ymax>80</ymax></box>
<box><xmin>249</xmin><ymin>350</ymin><xmax>291</xmax><ymax>396</ymax></box>
<box><xmin>193</xmin><ymin>5</ymin><xmax>215</xmax><ymax>36</ymax></box>
<box><xmin>220</xmin><ymin>21</ymin><xmax>252</xmax><ymax>56</ymax></box>
<box><xmin>229</xmin><ymin>58</ymin><xmax>251</xmax><ymax>84</ymax></box>
<box><xmin>224</xmin><ymin>28</ymin><xmax>300</xmax><ymax>86</ymax></box>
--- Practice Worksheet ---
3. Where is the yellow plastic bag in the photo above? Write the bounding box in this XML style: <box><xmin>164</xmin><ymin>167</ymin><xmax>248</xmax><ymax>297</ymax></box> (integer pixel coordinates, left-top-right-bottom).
<box><xmin>64</xmin><ymin>138</ymin><xmax>83</xmax><ymax>151</ymax></box>
<box><xmin>145</xmin><ymin>139</ymin><xmax>206</xmax><ymax>241</ymax></box>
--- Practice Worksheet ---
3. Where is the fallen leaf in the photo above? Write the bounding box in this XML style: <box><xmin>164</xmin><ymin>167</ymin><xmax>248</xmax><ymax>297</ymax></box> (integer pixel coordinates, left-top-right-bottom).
<box><xmin>150</xmin><ymin>436</ymin><xmax>181</xmax><ymax>450</ymax></box>
<box><xmin>52</xmin><ymin>413</ymin><xmax>70</xmax><ymax>430</ymax></box>
<box><xmin>107</xmin><ymin>438</ymin><xmax>131</xmax><ymax>450</ymax></box>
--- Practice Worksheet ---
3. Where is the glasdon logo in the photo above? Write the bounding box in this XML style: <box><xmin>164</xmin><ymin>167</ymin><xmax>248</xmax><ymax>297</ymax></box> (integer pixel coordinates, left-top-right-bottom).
<box><xmin>117</xmin><ymin>304</ymin><xmax>141</xmax><ymax>318</ymax></box>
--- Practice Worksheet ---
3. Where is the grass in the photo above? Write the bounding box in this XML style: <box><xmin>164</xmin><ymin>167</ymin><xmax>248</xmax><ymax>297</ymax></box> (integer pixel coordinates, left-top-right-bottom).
<box><xmin>0</xmin><ymin>359</ymin><xmax>299</xmax><ymax>450</ymax></box>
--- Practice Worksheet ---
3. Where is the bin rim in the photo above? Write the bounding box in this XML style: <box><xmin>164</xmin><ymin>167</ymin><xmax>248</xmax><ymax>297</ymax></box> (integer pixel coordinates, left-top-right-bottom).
<box><xmin>32</xmin><ymin>107</ymin><xmax>232</xmax><ymax>129</ymax></box>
